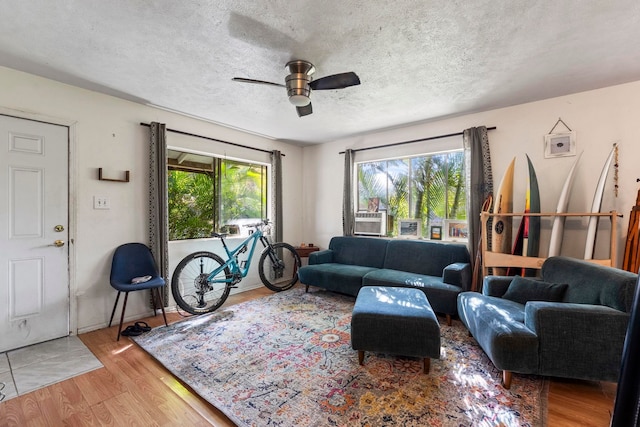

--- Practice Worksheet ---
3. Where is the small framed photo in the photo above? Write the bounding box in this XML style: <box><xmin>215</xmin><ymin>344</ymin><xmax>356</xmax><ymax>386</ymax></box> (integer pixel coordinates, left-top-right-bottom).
<box><xmin>444</xmin><ymin>220</ymin><xmax>468</xmax><ymax>241</ymax></box>
<box><xmin>398</xmin><ymin>219</ymin><xmax>421</xmax><ymax>239</ymax></box>
<box><xmin>367</xmin><ymin>197</ymin><xmax>380</xmax><ymax>212</ymax></box>
<box><xmin>544</xmin><ymin>131</ymin><xmax>576</xmax><ymax>158</ymax></box>
<box><xmin>430</xmin><ymin>225</ymin><xmax>442</xmax><ymax>240</ymax></box>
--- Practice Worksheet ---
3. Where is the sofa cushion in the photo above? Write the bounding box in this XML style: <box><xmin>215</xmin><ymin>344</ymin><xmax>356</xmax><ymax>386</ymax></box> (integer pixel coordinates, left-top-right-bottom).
<box><xmin>457</xmin><ymin>292</ymin><xmax>538</xmax><ymax>373</ymax></box>
<box><xmin>298</xmin><ymin>263</ymin><xmax>379</xmax><ymax>297</ymax></box>
<box><xmin>502</xmin><ymin>276</ymin><xmax>568</xmax><ymax>305</ymax></box>
<box><xmin>383</xmin><ymin>240</ymin><xmax>470</xmax><ymax>279</ymax></box>
<box><xmin>329</xmin><ymin>236</ymin><xmax>389</xmax><ymax>268</ymax></box>
<box><xmin>363</xmin><ymin>269</ymin><xmax>463</xmax><ymax>315</ymax></box>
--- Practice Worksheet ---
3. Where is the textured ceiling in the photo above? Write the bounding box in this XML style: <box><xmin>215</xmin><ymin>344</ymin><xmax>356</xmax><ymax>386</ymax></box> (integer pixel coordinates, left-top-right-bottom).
<box><xmin>2</xmin><ymin>1</ymin><xmax>640</xmax><ymax>145</ymax></box>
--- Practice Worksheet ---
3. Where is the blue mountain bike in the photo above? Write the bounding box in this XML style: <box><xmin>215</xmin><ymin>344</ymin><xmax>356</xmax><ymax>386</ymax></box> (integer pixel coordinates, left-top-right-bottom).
<box><xmin>171</xmin><ymin>220</ymin><xmax>301</xmax><ymax>315</ymax></box>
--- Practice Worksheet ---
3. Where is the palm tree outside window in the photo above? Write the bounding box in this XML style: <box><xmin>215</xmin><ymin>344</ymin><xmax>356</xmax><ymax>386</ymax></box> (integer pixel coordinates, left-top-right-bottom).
<box><xmin>356</xmin><ymin>150</ymin><xmax>466</xmax><ymax>238</ymax></box>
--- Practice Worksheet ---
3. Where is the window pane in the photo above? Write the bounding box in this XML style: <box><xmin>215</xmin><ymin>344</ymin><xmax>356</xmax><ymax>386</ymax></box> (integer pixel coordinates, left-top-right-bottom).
<box><xmin>357</xmin><ymin>150</ymin><xmax>465</xmax><ymax>238</ymax></box>
<box><xmin>168</xmin><ymin>170</ymin><xmax>214</xmax><ymax>240</ymax></box>
<box><xmin>358</xmin><ymin>161</ymin><xmax>388</xmax><ymax>212</ymax></box>
<box><xmin>446</xmin><ymin>152</ymin><xmax>466</xmax><ymax>220</ymax></box>
<box><xmin>386</xmin><ymin>158</ymin><xmax>409</xmax><ymax>236</ymax></box>
<box><xmin>168</xmin><ymin>152</ymin><xmax>268</xmax><ymax>240</ymax></box>
<box><xmin>220</xmin><ymin>160</ymin><xmax>267</xmax><ymax>227</ymax></box>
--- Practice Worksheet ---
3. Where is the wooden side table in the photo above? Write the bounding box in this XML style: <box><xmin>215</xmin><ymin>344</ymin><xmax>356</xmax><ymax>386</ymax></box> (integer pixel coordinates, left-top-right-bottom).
<box><xmin>295</xmin><ymin>246</ymin><xmax>320</xmax><ymax>258</ymax></box>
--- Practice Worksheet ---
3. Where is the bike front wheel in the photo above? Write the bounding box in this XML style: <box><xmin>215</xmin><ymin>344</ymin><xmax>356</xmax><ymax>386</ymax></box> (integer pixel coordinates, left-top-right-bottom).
<box><xmin>171</xmin><ymin>251</ymin><xmax>231</xmax><ymax>315</ymax></box>
<box><xmin>258</xmin><ymin>242</ymin><xmax>301</xmax><ymax>292</ymax></box>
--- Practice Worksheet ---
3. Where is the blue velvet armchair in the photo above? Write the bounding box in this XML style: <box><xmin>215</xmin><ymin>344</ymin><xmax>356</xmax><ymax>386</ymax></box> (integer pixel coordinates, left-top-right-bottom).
<box><xmin>457</xmin><ymin>256</ymin><xmax>637</xmax><ymax>388</ymax></box>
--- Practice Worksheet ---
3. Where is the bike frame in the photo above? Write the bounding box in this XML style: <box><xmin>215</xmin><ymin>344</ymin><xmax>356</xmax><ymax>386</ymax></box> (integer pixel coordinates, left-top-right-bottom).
<box><xmin>206</xmin><ymin>226</ymin><xmax>271</xmax><ymax>284</ymax></box>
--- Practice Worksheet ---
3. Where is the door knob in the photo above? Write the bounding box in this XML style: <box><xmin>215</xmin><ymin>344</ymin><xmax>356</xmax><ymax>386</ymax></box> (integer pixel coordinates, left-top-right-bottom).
<box><xmin>52</xmin><ymin>240</ymin><xmax>65</xmax><ymax>247</ymax></box>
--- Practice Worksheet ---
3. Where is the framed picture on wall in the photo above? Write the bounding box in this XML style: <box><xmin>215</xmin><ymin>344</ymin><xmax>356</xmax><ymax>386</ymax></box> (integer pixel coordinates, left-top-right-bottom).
<box><xmin>444</xmin><ymin>220</ymin><xmax>468</xmax><ymax>241</ymax></box>
<box><xmin>430</xmin><ymin>225</ymin><xmax>442</xmax><ymax>240</ymax></box>
<box><xmin>544</xmin><ymin>131</ymin><xmax>576</xmax><ymax>158</ymax></box>
<box><xmin>398</xmin><ymin>219</ymin><xmax>420</xmax><ymax>239</ymax></box>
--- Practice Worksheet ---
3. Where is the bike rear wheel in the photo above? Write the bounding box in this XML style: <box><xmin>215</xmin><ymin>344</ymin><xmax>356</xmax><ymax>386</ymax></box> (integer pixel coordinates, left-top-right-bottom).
<box><xmin>258</xmin><ymin>242</ymin><xmax>301</xmax><ymax>291</ymax></box>
<box><xmin>171</xmin><ymin>251</ymin><xmax>231</xmax><ymax>315</ymax></box>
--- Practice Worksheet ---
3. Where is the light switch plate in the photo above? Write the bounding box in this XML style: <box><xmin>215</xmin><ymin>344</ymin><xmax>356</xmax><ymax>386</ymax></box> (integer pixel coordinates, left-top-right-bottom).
<box><xmin>93</xmin><ymin>196</ymin><xmax>110</xmax><ymax>209</ymax></box>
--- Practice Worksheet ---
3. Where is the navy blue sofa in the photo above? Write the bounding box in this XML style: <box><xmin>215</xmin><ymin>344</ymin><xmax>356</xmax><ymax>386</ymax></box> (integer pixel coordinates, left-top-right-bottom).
<box><xmin>457</xmin><ymin>256</ymin><xmax>638</xmax><ymax>388</ymax></box>
<box><xmin>298</xmin><ymin>236</ymin><xmax>471</xmax><ymax>324</ymax></box>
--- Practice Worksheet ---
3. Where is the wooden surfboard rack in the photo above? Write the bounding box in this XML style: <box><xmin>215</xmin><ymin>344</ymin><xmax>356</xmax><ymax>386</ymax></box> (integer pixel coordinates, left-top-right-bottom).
<box><xmin>481</xmin><ymin>211</ymin><xmax>618</xmax><ymax>278</ymax></box>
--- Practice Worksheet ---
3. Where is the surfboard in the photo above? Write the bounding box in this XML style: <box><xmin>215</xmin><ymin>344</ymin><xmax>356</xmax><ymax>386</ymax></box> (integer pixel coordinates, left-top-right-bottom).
<box><xmin>548</xmin><ymin>152</ymin><xmax>583</xmax><ymax>257</ymax></box>
<box><xmin>507</xmin><ymin>155</ymin><xmax>540</xmax><ymax>276</ymax></box>
<box><xmin>524</xmin><ymin>154</ymin><xmax>541</xmax><ymax>261</ymax></box>
<box><xmin>584</xmin><ymin>144</ymin><xmax>617</xmax><ymax>260</ymax></box>
<box><xmin>507</xmin><ymin>218</ymin><xmax>525</xmax><ymax>276</ymax></box>
<box><xmin>491</xmin><ymin>157</ymin><xmax>515</xmax><ymax>275</ymax></box>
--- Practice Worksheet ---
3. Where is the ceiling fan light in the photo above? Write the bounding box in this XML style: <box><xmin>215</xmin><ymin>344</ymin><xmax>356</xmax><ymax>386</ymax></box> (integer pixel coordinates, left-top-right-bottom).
<box><xmin>289</xmin><ymin>94</ymin><xmax>311</xmax><ymax>106</ymax></box>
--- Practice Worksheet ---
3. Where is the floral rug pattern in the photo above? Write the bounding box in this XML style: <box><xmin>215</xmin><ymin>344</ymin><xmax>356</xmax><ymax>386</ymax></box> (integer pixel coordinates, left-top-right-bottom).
<box><xmin>134</xmin><ymin>288</ymin><xmax>546</xmax><ymax>426</ymax></box>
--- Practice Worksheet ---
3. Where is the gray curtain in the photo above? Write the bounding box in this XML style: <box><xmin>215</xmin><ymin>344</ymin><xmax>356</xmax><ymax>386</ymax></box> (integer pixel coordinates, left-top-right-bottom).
<box><xmin>149</xmin><ymin>122</ymin><xmax>169</xmax><ymax>305</ymax></box>
<box><xmin>463</xmin><ymin>126</ymin><xmax>493</xmax><ymax>290</ymax></box>
<box><xmin>343</xmin><ymin>149</ymin><xmax>355</xmax><ymax>236</ymax></box>
<box><xmin>271</xmin><ymin>150</ymin><xmax>283</xmax><ymax>243</ymax></box>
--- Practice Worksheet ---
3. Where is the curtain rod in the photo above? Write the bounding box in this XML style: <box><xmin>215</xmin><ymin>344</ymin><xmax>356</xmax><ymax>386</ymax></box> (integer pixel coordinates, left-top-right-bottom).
<box><xmin>140</xmin><ymin>122</ymin><xmax>284</xmax><ymax>156</ymax></box>
<box><xmin>338</xmin><ymin>126</ymin><xmax>496</xmax><ymax>154</ymax></box>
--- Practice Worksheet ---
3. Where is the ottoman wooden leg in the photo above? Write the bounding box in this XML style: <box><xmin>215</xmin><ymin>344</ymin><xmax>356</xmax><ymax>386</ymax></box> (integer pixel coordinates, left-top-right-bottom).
<box><xmin>446</xmin><ymin>314</ymin><xmax>452</xmax><ymax>326</ymax></box>
<box><xmin>423</xmin><ymin>358</ymin><xmax>430</xmax><ymax>374</ymax></box>
<box><xmin>358</xmin><ymin>350</ymin><xmax>365</xmax><ymax>365</ymax></box>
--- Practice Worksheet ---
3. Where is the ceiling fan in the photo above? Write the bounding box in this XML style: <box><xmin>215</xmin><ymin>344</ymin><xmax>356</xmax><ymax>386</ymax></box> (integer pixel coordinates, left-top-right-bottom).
<box><xmin>232</xmin><ymin>60</ymin><xmax>361</xmax><ymax>117</ymax></box>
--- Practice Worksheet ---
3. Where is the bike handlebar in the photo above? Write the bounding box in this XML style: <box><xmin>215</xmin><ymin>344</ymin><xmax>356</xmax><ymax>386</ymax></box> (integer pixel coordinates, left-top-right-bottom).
<box><xmin>242</xmin><ymin>219</ymin><xmax>270</xmax><ymax>228</ymax></box>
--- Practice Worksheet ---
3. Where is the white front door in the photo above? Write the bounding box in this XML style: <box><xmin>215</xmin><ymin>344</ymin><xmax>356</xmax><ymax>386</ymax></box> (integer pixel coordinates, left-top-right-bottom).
<box><xmin>0</xmin><ymin>115</ymin><xmax>69</xmax><ymax>353</ymax></box>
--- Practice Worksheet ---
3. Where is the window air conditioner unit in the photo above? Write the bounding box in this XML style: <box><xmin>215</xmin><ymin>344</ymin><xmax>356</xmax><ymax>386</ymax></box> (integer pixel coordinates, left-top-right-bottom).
<box><xmin>354</xmin><ymin>212</ymin><xmax>386</xmax><ymax>236</ymax></box>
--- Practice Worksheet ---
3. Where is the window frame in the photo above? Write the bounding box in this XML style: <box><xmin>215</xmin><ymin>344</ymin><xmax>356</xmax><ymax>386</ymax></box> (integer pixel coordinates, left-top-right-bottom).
<box><xmin>354</xmin><ymin>148</ymin><xmax>466</xmax><ymax>238</ymax></box>
<box><xmin>167</xmin><ymin>147</ymin><xmax>270</xmax><ymax>241</ymax></box>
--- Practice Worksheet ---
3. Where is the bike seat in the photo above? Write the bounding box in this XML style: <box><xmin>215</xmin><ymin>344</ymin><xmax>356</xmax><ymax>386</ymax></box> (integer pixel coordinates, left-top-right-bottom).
<box><xmin>211</xmin><ymin>232</ymin><xmax>228</xmax><ymax>239</ymax></box>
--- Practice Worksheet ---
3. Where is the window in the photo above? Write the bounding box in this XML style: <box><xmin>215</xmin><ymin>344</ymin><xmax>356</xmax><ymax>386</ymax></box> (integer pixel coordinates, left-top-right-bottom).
<box><xmin>167</xmin><ymin>150</ymin><xmax>268</xmax><ymax>240</ymax></box>
<box><xmin>356</xmin><ymin>150</ymin><xmax>465</xmax><ymax>238</ymax></box>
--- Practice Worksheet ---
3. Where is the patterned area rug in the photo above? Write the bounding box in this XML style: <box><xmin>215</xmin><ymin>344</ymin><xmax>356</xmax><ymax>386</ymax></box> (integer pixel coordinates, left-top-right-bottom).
<box><xmin>133</xmin><ymin>288</ymin><xmax>547</xmax><ymax>426</ymax></box>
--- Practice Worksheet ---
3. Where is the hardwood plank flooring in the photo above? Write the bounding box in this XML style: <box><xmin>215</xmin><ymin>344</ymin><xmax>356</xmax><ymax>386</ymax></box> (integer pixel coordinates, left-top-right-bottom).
<box><xmin>0</xmin><ymin>285</ymin><xmax>616</xmax><ymax>426</ymax></box>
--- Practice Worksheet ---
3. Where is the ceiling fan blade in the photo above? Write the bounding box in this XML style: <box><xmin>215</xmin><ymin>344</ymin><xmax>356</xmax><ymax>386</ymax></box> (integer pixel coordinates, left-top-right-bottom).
<box><xmin>296</xmin><ymin>103</ymin><xmax>313</xmax><ymax>117</ymax></box>
<box><xmin>232</xmin><ymin>77</ymin><xmax>285</xmax><ymax>88</ymax></box>
<box><xmin>309</xmin><ymin>72</ymin><xmax>360</xmax><ymax>90</ymax></box>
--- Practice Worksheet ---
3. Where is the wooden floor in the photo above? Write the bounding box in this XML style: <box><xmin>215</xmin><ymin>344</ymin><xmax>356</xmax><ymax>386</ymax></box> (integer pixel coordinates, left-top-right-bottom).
<box><xmin>0</xmin><ymin>286</ymin><xmax>617</xmax><ymax>426</ymax></box>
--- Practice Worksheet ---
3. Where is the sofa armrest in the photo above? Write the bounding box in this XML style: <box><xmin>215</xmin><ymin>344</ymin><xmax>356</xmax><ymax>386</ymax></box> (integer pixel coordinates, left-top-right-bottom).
<box><xmin>483</xmin><ymin>276</ymin><xmax>513</xmax><ymax>297</ymax></box>
<box><xmin>524</xmin><ymin>301</ymin><xmax>630</xmax><ymax>381</ymax></box>
<box><xmin>443</xmin><ymin>262</ymin><xmax>471</xmax><ymax>290</ymax></box>
<box><xmin>309</xmin><ymin>249</ymin><xmax>334</xmax><ymax>265</ymax></box>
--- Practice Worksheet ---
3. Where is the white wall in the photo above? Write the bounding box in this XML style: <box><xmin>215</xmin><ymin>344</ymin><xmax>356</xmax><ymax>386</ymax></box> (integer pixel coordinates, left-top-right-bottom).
<box><xmin>0</xmin><ymin>66</ymin><xmax>303</xmax><ymax>333</ymax></box>
<box><xmin>4</xmin><ymin>63</ymin><xmax>638</xmax><ymax>334</ymax></box>
<box><xmin>302</xmin><ymin>80</ymin><xmax>640</xmax><ymax>267</ymax></box>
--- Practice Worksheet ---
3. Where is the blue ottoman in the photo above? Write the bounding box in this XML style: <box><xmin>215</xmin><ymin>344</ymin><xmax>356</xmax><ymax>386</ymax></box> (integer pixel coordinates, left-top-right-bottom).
<box><xmin>351</xmin><ymin>286</ymin><xmax>440</xmax><ymax>373</ymax></box>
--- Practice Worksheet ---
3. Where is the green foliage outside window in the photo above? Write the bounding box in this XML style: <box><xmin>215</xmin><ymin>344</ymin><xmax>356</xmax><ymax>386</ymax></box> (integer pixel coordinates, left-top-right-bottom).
<box><xmin>168</xmin><ymin>171</ymin><xmax>214</xmax><ymax>240</ymax></box>
<box><xmin>168</xmin><ymin>155</ymin><xmax>267</xmax><ymax>241</ymax></box>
